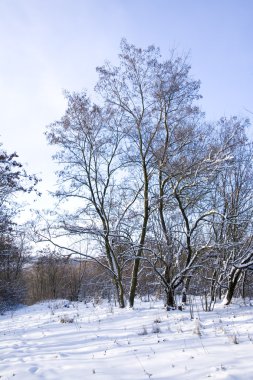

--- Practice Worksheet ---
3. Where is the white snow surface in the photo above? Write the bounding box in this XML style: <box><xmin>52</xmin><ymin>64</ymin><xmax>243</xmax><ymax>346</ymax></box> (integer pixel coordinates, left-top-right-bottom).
<box><xmin>0</xmin><ymin>298</ymin><xmax>253</xmax><ymax>379</ymax></box>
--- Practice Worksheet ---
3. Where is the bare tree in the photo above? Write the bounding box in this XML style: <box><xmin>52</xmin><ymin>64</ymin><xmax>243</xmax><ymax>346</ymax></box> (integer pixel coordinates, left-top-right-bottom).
<box><xmin>43</xmin><ymin>92</ymin><xmax>133</xmax><ymax>307</ymax></box>
<box><xmin>209</xmin><ymin>117</ymin><xmax>253</xmax><ymax>305</ymax></box>
<box><xmin>96</xmin><ymin>39</ymin><xmax>201</xmax><ymax>306</ymax></box>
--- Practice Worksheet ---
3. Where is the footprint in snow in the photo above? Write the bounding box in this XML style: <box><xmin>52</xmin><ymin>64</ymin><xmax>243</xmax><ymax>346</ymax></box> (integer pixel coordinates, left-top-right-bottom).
<box><xmin>58</xmin><ymin>352</ymin><xmax>69</xmax><ymax>358</ymax></box>
<box><xmin>29</xmin><ymin>366</ymin><xmax>39</xmax><ymax>374</ymax></box>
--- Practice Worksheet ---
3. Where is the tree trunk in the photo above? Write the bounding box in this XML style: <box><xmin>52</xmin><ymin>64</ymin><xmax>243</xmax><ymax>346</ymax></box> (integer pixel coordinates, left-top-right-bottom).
<box><xmin>117</xmin><ymin>279</ymin><xmax>125</xmax><ymax>308</ymax></box>
<box><xmin>129</xmin><ymin>264</ymin><xmax>138</xmax><ymax>307</ymax></box>
<box><xmin>241</xmin><ymin>271</ymin><xmax>247</xmax><ymax>300</ymax></box>
<box><xmin>210</xmin><ymin>269</ymin><xmax>217</xmax><ymax>302</ymax></box>
<box><xmin>129</xmin><ymin>162</ymin><xmax>149</xmax><ymax>307</ymax></box>
<box><xmin>181</xmin><ymin>288</ymin><xmax>187</xmax><ymax>304</ymax></box>
<box><xmin>104</xmin><ymin>234</ymin><xmax>125</xmax><ymax>308</ymax></box>
<box><xmin>164</xmin><ymin>266</ymin><xmax>175</xmax><ymax>308</ymax></box>
<box><xmin>166</xmin><ymin>287</ymin><xmax>175</xmax><ymax>309</ymax></box>
<box><xmin>223</xmin><ymin>267</ymin><xmax>242</xmax><ymax>305</ymax></box>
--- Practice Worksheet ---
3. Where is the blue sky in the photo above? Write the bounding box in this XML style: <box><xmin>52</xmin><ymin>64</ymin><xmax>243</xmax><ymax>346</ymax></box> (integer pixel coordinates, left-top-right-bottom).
<box><xmin>0</xmin><ymin>0</ymin><xmax>253</xmax><ymax>208</ymax></box>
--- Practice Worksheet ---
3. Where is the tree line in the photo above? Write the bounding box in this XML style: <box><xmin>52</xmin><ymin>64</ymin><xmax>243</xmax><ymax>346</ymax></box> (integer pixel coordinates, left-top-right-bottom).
<box><xmin>0</xmin><ymin>147</ymin><xmax>38</xmax><ymax>312</ymax></box>
<box><xmin>1</xmin><ymin>40</ymin><xmax>253</xmax><ymax>311</ymax></box>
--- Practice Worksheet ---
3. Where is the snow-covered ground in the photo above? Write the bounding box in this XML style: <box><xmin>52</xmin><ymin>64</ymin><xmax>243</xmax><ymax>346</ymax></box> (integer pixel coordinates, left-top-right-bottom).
<box><xmin>0</xmin><ymin>298</ymin><xmax>253</xmax><ymax>379</ymax></box>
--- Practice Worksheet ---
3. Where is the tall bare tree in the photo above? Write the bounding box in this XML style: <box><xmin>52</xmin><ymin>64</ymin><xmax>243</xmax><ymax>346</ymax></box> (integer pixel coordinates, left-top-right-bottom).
<box><xmin>96</xmin><ymin>39</ymin><xmax>201</xmax><ymax>306</ymax></box>
<box><xmin>209</xmin><ymin>117</ymin><xmax>253</xmax><ymax>305</ymax></box>
<box><xmin>44</xmin><ymin>92</ymin><xmax>133</xmax><ymax>307</ymax></box>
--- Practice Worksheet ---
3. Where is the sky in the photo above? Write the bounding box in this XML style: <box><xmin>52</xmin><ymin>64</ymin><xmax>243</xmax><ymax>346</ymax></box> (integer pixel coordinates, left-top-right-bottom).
<box><xmin>0</xmin><ymin>0</ymin><xmax>253</xmax><ymax>214</ymax></box>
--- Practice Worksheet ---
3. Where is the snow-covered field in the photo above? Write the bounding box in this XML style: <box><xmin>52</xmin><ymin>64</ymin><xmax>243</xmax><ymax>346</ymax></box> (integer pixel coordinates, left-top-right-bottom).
<box><xmin>0</xmin><ymin>298</ymin><xmax>253</xmax><ymax>379</ymax></box>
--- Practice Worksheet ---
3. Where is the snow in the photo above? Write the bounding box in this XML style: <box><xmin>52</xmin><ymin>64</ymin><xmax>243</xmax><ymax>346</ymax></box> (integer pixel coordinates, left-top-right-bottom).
<box><xmin>0</xmin><ymin>298</ymin><xmax>253</xmax><ymax>379</ymax></box>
